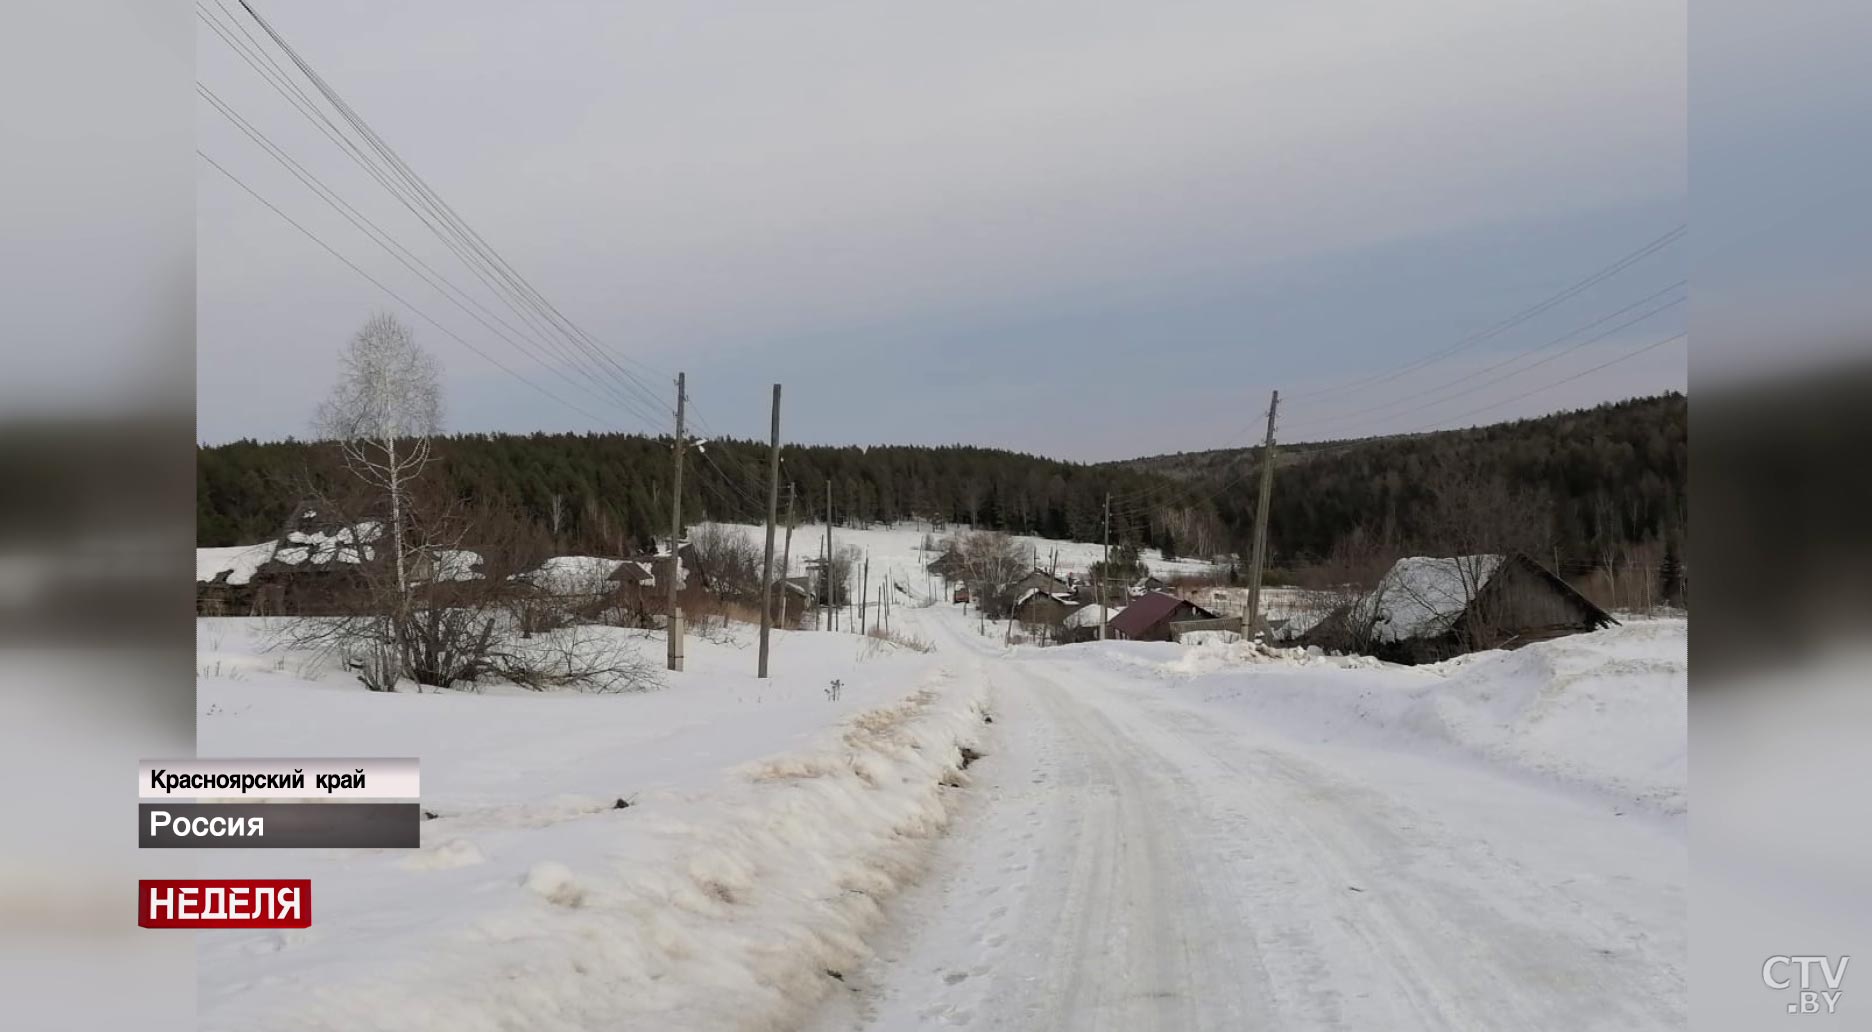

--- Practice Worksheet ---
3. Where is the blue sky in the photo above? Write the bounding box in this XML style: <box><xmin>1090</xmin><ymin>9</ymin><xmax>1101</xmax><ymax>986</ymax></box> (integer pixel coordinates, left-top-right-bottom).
<box><xmin>196</xmin><ymin>0</ymin><xmax>1686</xmax><ymax>459</ymax></box>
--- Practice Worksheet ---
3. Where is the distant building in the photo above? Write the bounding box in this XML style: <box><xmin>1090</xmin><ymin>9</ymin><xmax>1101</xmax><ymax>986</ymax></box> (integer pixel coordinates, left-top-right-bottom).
<box><xmin>233</xmin><ymin>504</ymin><xmax>386</xmax><ymax>615</ymax></box>
<box><xmin>1127</xmin><ymin>574</ymin><xmax>1166</xmax><ymax>598</ymax></box>
<box><xmin>1060</xmin><ymin>602</ymin><xmax>1122</xmax><ymax>643</ymax></box>
<box><xmin>1010</xmin><ymin>569</ymin><xmax>1072</xmax><ymax>596</ymax></box>
<box><xmin>926</xmin><ymin>550</ymin><xmax>966</xmax><ymax>582</ymax></box>
<box><xmin>1106</xmin><ymin>590</ymin><xmax>1218</xmax><ymax>642</ymax></box>
<box><xmin>1300</xmin><ymin>553</ymin><xmax>1616</xmax><ymax>663</ymax></box>
<box><xmin>1011</xmin><ymin>588</ymin><xmax>1076</xmax><ymax>630</ymax></box>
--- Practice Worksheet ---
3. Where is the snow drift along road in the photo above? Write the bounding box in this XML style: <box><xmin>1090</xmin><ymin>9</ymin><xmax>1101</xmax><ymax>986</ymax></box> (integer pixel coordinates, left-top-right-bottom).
<box><xmin>1095</xmin><ymin>619</ymin><xmax>1686</xmax><ymax>815</ymax></box>
<box><xmin>195</xmin><ymin>618</ymin><xmax>988</xmax><ymax>1032</ymax></box>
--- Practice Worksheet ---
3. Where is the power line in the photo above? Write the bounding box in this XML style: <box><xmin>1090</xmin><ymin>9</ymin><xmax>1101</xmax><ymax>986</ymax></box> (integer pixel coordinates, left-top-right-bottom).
<box><xmin>1124</xmin><ymin>226</ymin><xmax>1690</xmax><ymax>473</ymax></box>
<box><xmin>1423</xmin><ymin>331</ymin><xmax>1685</xmax><ymax>429</ymax></box>
<box><xmin>196</xmin><ymin>81</ymin><xmax>664</xmax><ymax>424</ymax></box>
<box><xmin>1284</xmin><ymin>225</ymin><xmax>1686</xmax><ymax>404</ymax></box>
<box><xmin>1282</xmin><ymin>286</ymin><xmax>1687</xmax><ymax>438</ymax></box>
<box><xmin>197</xmin><ymin>149</ymin><xmax>620</xmax><ymax>430</ymax></box>
<box><xmin>212</xmin><ymin>0</ymin><xmax>678</xmax><ymax>428</ymax></box>
<box><xmin>199</xmin><ymin>1</ymin><xmax>667</xmax><ymax>427</ymax></box>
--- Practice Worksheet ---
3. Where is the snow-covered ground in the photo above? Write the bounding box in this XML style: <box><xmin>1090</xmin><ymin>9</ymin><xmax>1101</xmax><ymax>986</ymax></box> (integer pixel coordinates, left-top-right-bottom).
<box><xmin>193</xmin><ymin>577</ymin><xmax>1684</xmax><ymax>1030</ymax></box>
<box><xmin>194</xmin><ymin>611</ymin><xmax>986</xmax><ymax>1032</ymax></box>
<box><xmin>808</xmin><ymin>613</ymin><xmax>1686</xmax><ymax>1032</ymax></box>
<box><xmin>1082</xmin><ymin>618</ymin><xmax>1687</xmax><ymax>816</ymax></box>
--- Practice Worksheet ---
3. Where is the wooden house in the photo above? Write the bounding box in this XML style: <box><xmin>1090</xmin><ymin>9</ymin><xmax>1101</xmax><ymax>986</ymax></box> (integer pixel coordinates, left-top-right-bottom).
<box><xmin>1106</xmin><ymin>590</ymin><xmax>1219</xmax><ymax>642</ymax></box>
<box><xmin>1301</xmin><ymin>553</ymin><xmax>1616</xmax><ymax>663</ymax></box>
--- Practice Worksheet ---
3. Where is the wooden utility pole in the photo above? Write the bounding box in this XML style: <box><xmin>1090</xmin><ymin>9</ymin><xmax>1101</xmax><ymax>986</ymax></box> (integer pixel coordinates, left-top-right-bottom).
<box><xmin>757</xmin><ymin>384</ymin><xmax>782</xmax><ymax>678</ymax></box>
<box><xmin>1245</xmin><ymin>389</ymin><xmax>1280</xmax><ymax>636</ymax></box>
<box><xmin>1099</xmin><ymin>492</ymin><xmax>1111</xmax><ymax>640</ymax></box>
<box><xmin>825</xmin><ymin>480</ymin><xmax>835</xmax><ymax>631</ymax></box>
<box><xmin>781</xmin><ymin>482</ymin><xmax>796</xmax><ymax>627</ymax></box>
<box><xmin>859</xmin><ymin>552</ymin><xmax>870</xmax><ymax>635</ymax></box>
<box><xmin>666</xmin><ymin>372</ymin><xmax>687</xmax><ymax>672</ymax></box>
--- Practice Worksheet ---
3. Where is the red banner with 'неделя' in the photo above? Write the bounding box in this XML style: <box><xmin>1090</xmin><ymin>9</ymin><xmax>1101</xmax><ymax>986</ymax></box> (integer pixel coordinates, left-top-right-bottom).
<box><xmin>138</xmin><ymin>879</ymin><xmax>311</xmax><ymax>928</ymax></box>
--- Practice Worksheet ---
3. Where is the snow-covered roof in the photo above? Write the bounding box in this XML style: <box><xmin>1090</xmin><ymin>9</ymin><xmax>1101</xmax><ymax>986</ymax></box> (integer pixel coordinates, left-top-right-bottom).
<box><xmin>1352</xmin><ymin>555</ymin><xmax>1504</xmax><ymax>642</ymax></box>
<box><xmin>272</xmin><ymin>522</ymin><xmax>381</xmax><ymax>567</ymax></box>
<box><xmin>196</xmin><ymin>542</ymin><xmax>278</xmax><ymax>585</ymax></box>
<box><xmin>1065</xmin><ymin>604</ymin><xmax>1121</xmax><ymax>628</ymax></box>
<box><xmin>519</xmin><ymin>556</ymin><xmax>635</xmax><ymax>593</ymax></box>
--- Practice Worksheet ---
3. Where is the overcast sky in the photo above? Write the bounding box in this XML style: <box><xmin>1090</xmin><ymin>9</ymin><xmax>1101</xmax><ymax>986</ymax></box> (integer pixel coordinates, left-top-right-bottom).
<box><xmin>196</xmin><ymin>0</ymin><xmax>1685</xmax><ymax>460</ymax></box>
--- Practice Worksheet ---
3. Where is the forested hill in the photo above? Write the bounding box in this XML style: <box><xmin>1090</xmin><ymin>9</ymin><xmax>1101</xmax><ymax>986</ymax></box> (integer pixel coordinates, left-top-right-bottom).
<box><xmin>1107</xmin><ymin>392</ymin><xmax>1686</xmax><ymax>565</ymax></box>
<box><xmin>197</xmin><ymin>393</ymin><xmax>1684</xmax><ymax>572</ymax></box>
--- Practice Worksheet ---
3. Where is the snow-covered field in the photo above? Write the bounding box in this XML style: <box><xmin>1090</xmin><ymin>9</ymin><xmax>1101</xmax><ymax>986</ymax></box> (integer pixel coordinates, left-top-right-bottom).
<box><xmin>695</xmin><ymin>520</ymin><xmax>1224</xmax><ymax>599</ymax></box>
<box><xmin>193</xmin><ymin>570</ymin><xmax>1684</xmax><ymax>1030</ymax></box>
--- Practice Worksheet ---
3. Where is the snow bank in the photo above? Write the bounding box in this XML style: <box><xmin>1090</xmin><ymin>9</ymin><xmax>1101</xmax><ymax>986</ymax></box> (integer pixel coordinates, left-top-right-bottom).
<box><xmin>1079</xmin><ymin>633</ymin><xmax>1382</xmax><ymax>676</ymax></box>
<box><xmin>1095</xmin><ymin>620</ymin><xmax>1686</xmax><ymax>815</ymax></box>
<box><xmin>1418</xmin><ymin>618</ymin><xmax>1686</xmax><ymax>813</ymax></box>
<box><xmin>198</xmin><ymin>655</ymin><xmax>987</xmax><ymax>1032</ymax></box>
<box><xmin>1163</xmin><ymin>633</ymin><xmax>1386</xmax><ymax>672</ymax></box>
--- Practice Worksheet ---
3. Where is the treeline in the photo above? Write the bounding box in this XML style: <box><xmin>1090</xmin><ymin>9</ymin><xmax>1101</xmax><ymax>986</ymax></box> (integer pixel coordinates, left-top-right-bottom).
<box><xmin>1115</xmin><ymin>392</ymin><xmax>1688</xmax><ymax>569</ymax></box>
<box><xmin>198</xmin><ymin>393</ymin><xmax>1686</xmax><ymax>578</ymax></box>
<box><xmin>197</xmin><ymin>436</ymin><xmax>1172</xmax><ymax>555</ymax></box>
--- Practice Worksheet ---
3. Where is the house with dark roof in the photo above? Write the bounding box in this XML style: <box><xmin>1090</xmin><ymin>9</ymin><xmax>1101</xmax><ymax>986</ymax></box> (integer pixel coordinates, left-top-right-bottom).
<box><xmin>1127</xmin><ymin>574</ymin><xmax>1166</xmax><ymax>598</ymax></box>
<box><xmin>1011</xmin><ymin>587</ymin><xmax>1078</xmax><ymax>631</ymax></box>
<box><xmin>236</xmin><ymin>504</ymin><xmax>386</xmax><ymax>615</ymax></box>
<box><xmin>1106</xmin><ymin>590</ymin><xmax>1219</xmax><ymax>642</ymax></box>
<box><xmin>1010</xmin><ymin>568</ymin><xmax>1072</xmax><ymax>596</ymax></box>
<box><xmin>925</xmin><ymin>549</ymin><xmax>966</xmax><ymax>582</ymax></box>
<box><xmin>1298</xmin><ymin>553</ymin><xmax>1617</xmax><ymax>663</ymax></box>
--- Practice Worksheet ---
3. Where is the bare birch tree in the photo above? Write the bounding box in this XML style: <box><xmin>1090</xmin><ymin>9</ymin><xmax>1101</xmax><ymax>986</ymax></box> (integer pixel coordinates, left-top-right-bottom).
<box><xmin>313</xmin><ymin>313</ymin><xmax>442</xmax><ymax>604</ymax></box>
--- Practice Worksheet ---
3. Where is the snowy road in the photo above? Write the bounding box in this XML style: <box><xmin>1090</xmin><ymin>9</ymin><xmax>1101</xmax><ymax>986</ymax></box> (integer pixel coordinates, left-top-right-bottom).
<box><xmin>811</xmin><ymin>607</ymin><xmax>1686</xmax><ymax>1031</ymax></box>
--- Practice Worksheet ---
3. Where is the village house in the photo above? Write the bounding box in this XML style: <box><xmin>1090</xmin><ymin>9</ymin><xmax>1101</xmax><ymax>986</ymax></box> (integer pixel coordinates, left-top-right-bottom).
<box><xmin>227</xmin><ymin>505</ymin><xmax>385</xmax><ymax>615</ymax></box>
<box><xmin>195</xmin><ymin>540</ymin><xmax>280</xmax><ymax>615</ymax></box>
<box><xmin>925</xmin><ymin>549</ymin><xmax>966</xmax><ymax>583</ymax></box>
<box><xmin>1297</xmin><ymin>553</ymin><xmax>1616</xmax><ymax>663</ymax></box>
<box><xmin>1127</xmin><ymin>573</ymin><xmax>1166</xmax><ymax>597</ymax></box>
<box><xmin>1010</xmin><ymin>568</ymin><xmax>1073</xmax><ymax>596</ymax></box>
<box><xmin>767</xmin><ymin>575</ymin><xmax>817</xmax><ymax>626</ymax></box>
<box><xmin>1059</xmin><ymin>602</ymin><xmax>1121</xmax><ymax>643</ymax></box>
<box><xmin>1106</xmin><ymin>590</ymin><xmax>1219</xmax><ymax>642</ymax></box>
<box><xmin>1010</xmin><ymin>587</ymin><xmax>1078</xmax><ymax>638</ymax></box>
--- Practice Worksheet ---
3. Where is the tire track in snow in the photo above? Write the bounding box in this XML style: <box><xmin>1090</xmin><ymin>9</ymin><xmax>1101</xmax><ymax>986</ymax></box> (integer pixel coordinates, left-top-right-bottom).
<box><xmin>812</xmin><ymin>607</ymin><xmax>1684</xmax><ymax>1031</ymax></box>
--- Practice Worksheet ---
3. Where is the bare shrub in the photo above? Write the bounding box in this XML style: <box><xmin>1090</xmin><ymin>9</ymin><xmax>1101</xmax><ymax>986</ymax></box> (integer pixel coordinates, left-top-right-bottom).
<box><xmin>488</xmin><ymin>625</ymin><xmax>663</xmax><ymax>693</ymax></box>
<box><xmin>267</xmin><ymin>484</ymin><xmax>661</xmax><ymax>693</ymax></box>
<box><xmin>689</xmin><ymin>523</ymin><xmax>763</xmax><ymax>600</ymax></box>
<box><xmin>683</xmin><ymin>593</ymin><xmax>766</xmax><ymax>645</ymax></box>
<box><xmin>955</xmin><ymin>530</ymin><xmax>1027</xmax><ymax>617</ymax></box>
<box><xmin>863</xmin><ymin>624</ymin><xmax>934</xmax><ymax>653</ymax></box>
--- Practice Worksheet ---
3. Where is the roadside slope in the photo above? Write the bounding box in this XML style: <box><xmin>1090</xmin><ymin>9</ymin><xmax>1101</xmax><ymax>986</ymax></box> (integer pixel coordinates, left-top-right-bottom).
<box><xmin>196</xmin><ymin>619</ymin><xmax>988</xmax><ymax>1032</ymax></box>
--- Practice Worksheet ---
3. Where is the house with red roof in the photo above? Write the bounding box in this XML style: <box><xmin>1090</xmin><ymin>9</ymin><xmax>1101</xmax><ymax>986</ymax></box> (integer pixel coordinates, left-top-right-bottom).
<box><xmin>1105</xmin><ymin>590</ymin><xmax>1218</xmax><ymax>642</ymax></box>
